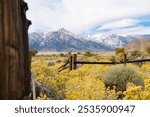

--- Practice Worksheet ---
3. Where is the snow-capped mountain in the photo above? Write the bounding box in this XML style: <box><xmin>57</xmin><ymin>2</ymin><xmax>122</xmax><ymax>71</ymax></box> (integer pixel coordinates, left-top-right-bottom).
<box><xmin>29</xmin><ymin>32</ymin><xmax>45</xmax><ymax>50</ymax></box>
<box><xmin>86</xmin><ymin>34</ymin><xmax>136</xmax><ymax>48</ymax></box>
<box><xmin>29</xmin><ymin>28</ymin><xmax>112</xmax><ymax>52</ymax></box>
<box><xmin>29</xmin><ymin>28</ymin><xmax>149</xmax><ymax>52</ymax></box>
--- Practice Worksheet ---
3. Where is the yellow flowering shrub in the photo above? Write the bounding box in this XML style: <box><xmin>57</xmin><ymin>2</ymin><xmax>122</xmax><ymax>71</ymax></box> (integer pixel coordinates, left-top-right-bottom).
<box><xmin>144</xmin><ymin>79</ymin><xmax>150</xmax><ymax>91</ymax></box>
<box><xmin>31</xmin><ymin>60</ymin><xmax>62</xmax><ymax>98</ymax></box>
<box><xmin>140</xmin><ymin>79</ymin><xmax>150</xmax><ymax>100</ymax></box>
<box><xmin>103</xmin><ymin>87</ymin><xmax>118</xmax><ymax>100</ymax></box>
<box><xmin>65</xmin><ymin>76</ymin><xmax>105</xmax><ymax>100</ymax></box>
<box><xmin>123</xmin><ymin>79</ymin><xmax>150</xmax><ymax>100</ymax></box>
<box><xmin>123</xmin><ymin>84</ymin><xmax>142</xmax><ymax>100</ymax></box>
<box><xmin>54</xmin><ymin>64</ymin><xmax>108</xmax><ymax>100</ymax></box>
<box><xmin>139</xmin><ymin>63</ymin><xmax>150</xmax><ymax>80</ymax></box>
<box><xmin>36</xmin><ymin>93</ymin><xmax>49</xmax><ymax>100</ymax></box>
<box><xmin>141</xmin><ymin>63</ymin><xmax>150</xmax><ymax>73</ymax></box>
<box><xmin>31</xmin><ymin>55</ymin><xmax>150</xmax><ymax>100</ymax></box>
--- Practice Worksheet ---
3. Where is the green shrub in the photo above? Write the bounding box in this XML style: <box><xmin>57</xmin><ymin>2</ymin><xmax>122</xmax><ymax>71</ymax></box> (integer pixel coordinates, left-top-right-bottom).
<box><xmin>77</xmin><ymin>52</ymin><xmax>81</xmax><ymax>55</ymax></box>
<box><xmin>67</xmin><ymin>51</ymin><xmax>72</xmax><ymax>55</ymax></box>
<box><xmin>115</xmin><ymin>48</ymin><xmax>125</xmax><ymax>55</ymax></box>
<box><xmin>145</xmin><ymin>47</ymin><xmax>150</xmax><ymax>56</ymax></box>
<box><xmin>59</xmin><ymin>53</ymin><xmax>65</xmax><ymax>57</ymax></box>
<box><xmin>109</xmin><ymin>55</ymin><xmax>116</xmax><ymax>62</ymax></box>
<box><xmin>102</xmin><ymin>65</ymin><xmax>143</xmax><ymax>92</ymax></box>
<box><xmin>115</xmin><ymin>53</ymin><xmax>125</xmax><ymax>62</ymax></box>
<box><xmin>29</xmin><ymin>49</ymin><xmax>38</xmax><ymax>56</ymax></box>
<box><xmin>84</xmin><ymin>51</ymin><xmax>95</xmax><ymax>57</ymax></box>
<box><xmin>95</xmin><ymin>54</ymin><xmax>101</xmax><ymax>61</ymax></box>
<box><xmin>114</xmin><ymin>48</ymin><xmax>125</xmax><ymax>62</ymax></box>
<box><xmin>129</xmin><ymin>50</ymin><xmax>141</xmax><ymax>59</ymax></box>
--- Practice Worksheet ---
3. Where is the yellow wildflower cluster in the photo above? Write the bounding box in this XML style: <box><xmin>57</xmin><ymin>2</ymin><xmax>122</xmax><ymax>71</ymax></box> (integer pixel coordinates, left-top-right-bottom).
<box><xmin>104</xmin><ymin>87</ymin><xmax>118</xmax><ymax>100</ymax></box>
<box><xmin>123</xmin><ymin>62</ymin><xmax>150</xmax><ymax>100</ymax></box>
<box><xmin>36</xmin><ymin>93</ymin><xmax>49</xmax><ymax>100</ymax></box>
<box><xmin>123</xmin><ymin>84</ymin><xmax>142</xmax><ymax>100</ymax></box>
<box><xmin>31</xmin><ymin>56</ymin><xmax>150</xmax><ymax>100</ymax></box>
<box><xmin>65</xmin><ymin>76</ymin><xmax>105</xmax><ymax>100</ymax></box>
<box><xmin>141</xmin><ymin>63</ymin><xmax>150</xmax><ymax>73</ymax></box>
<box><xmin>123</xmin><ymin>79</ymin><xmax>150</xmax><ymax>100</ymax></box>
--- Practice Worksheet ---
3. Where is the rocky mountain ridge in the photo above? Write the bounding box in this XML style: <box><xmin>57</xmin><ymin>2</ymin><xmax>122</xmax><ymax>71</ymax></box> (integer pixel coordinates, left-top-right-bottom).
<box><xmin>29</xmin><ymin>28</ymin><xmax>150</xmax><ymax>52</ymax></box>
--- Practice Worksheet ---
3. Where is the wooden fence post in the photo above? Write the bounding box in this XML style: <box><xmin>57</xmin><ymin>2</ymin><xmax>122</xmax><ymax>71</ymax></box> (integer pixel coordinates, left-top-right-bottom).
<box><xmin>124</xmin><ymin>53</ymin><xmax>127</xmax><ymax>66</ymax></box>
<box><xmin>69</xmin><ymin>54</ymin><xmax>72</xmax><ymax>71</ymax></box>
<box><xmin>73</xmin><ymin>54</ymin><xmax>77</xmax><ymax>70</ymax></box>
<box><xmin>0</xmin><ymin>0</ymin><xmax>31</xmax><ymax>99</ymax></box>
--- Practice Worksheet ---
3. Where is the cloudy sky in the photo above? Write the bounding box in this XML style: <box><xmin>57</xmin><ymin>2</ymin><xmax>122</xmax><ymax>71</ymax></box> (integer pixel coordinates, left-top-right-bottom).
<box><xmin>25</xmin><ymin>0</ymin><xmax>150</xmax><ymax>35</ymax></box>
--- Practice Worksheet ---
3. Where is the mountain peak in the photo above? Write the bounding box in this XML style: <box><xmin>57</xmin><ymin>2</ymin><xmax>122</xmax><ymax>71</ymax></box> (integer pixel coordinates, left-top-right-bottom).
<box><xmin>58</xmin><ymin>28</ymin><xmax>77</xmax><ymax>38</ymax></box>
<box><xmin>58</xmin><ymin>28</ymin><xmax>70</xmax><ymax>33</ymax></box>
<box><xmin>29</xmin><ymin>29</ymin><xmax>113</xmax><ymax>52</ymax></box>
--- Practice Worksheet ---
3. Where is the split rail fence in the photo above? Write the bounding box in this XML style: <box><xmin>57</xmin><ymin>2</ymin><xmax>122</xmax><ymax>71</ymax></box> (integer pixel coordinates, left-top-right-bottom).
<box><xmin>58</xmin><ymin>53</ymin><xmax>150</xmax><ymax>72</ymax></box>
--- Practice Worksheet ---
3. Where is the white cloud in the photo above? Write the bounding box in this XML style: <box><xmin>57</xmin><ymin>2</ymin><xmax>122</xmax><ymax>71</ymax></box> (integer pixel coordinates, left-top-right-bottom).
<box><xmin>118</xmin><ymin>26</ymin><xmax>150</xmax><ymax>36</ymax></box>
<box><xmin>25</xmin><ymin>0</ymin><xmax>150</xmax><ymax>35</ymax></box>
<box><xmin>98</xmin><ymin>25</ymin><xmax>150</xmax><ymax>36</ymax></box>
<box><xmin>98</xmin><ymin>18</ymin><xmax>140</xmax><ymax>30</ymax></box>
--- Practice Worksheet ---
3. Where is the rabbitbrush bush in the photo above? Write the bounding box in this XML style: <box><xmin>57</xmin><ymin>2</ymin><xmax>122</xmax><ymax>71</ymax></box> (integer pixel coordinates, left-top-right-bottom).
<box><xmin>102</xmin><ymin>65</ymin><xmax>144</xmax><ymax>92</ymax></box>
<box><xmin>32</xmin><ymin>55</ymin><xmax>150</xmax><ymax>100</ymax></box>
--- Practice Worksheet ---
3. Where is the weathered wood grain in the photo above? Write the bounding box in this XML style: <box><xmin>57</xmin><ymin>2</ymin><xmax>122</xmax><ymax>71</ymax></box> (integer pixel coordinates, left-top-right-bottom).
<box><xmin>0</xmin><ymin>0</ymin><xmax>31</xmax><ymax>99</ymax></box>
<box><xmin>0</xmin><ymin>0</ymin><xmax>3</xmax><ymax>99</ymax></box>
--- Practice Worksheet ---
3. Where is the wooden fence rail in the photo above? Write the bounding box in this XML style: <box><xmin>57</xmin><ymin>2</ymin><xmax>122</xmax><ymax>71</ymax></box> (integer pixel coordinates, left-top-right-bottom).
<box><xmin>75</xmin><ymin>59</ymin><xmax>150</xmax><ymax>65</ymax></box>
<box><xmin>59</xmin><ymin>53</ymin><xmax>150</xmax><ymax>72</ymax></box>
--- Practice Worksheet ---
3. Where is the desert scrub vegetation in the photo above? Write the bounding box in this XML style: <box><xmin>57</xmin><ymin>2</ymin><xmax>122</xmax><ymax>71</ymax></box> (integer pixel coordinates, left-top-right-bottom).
<box><xmin>146</xmin><ymin>47</ymin><xmax>150</xmax><ymax>56</ymax></box>
<box><xmin>84</xmin><ymin>51</ymin><xmax>96</xmax><ymax>57</ymax></box>
<box><xmin>111</xmin><ymin>48</ymin><xmax>149</xmax><ymax>63</ymax></box>
<box><xmin>29</xmin><ymin>49</ymin><xmax>38</xmax><ymax>56</ymax></box>
<box><xmin>102</xmin><ymin>65</ymin><xmax>144</xmax><ymax>92</ymax></box>
<box><xmin>31</xmin><ymin>52</ymin><xmax>150</xmax><ymax>100</ymax></box>
<box><xmin>123</xmin><ymin>79</ymin><xmax>150</xmax><ymax>100</ymax></box>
